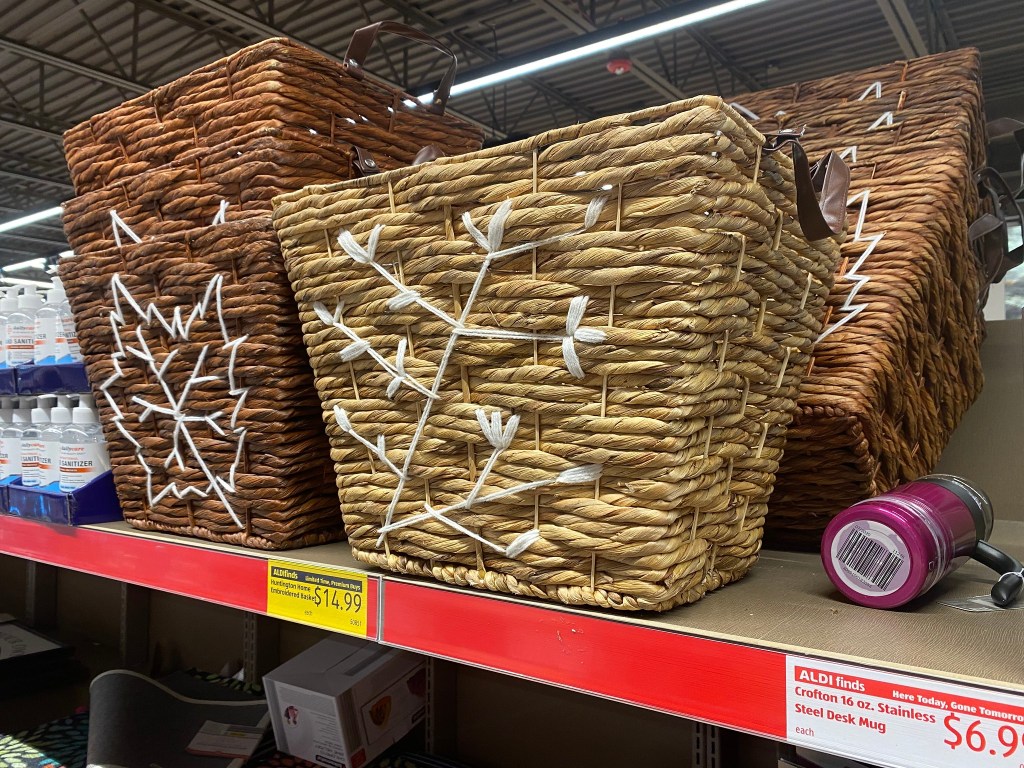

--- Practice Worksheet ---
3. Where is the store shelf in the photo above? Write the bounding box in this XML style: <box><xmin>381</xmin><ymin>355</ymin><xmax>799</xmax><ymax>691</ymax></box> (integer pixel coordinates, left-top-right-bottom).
<box><xmin>2</xmin><ymin>511</ymin><xmax>1023</xmax><ymax>768</ymax></box>
<box><xmin>1</xmin><ymin>323</ymin><xmax>1022</xmax><ymax>768</ymax></box>
<box><xmin>0</xmin><ymin>518</ymin><xmax>382</xmax><ymax>637</ymax></box>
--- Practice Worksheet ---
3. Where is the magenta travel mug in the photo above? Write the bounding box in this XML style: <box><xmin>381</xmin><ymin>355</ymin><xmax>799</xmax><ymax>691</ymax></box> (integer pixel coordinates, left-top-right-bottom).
<box><xmin>821</xmin><ymin>474</ymin><xmax>1023</xmax><ymax>609</ymax></box>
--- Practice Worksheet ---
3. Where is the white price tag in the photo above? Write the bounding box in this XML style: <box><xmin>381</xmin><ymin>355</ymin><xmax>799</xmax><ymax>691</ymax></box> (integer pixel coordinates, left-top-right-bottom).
<box><xmin>786</xmin><ymin>657</ymin><xmax>1024</xmax><ymax>768</ymax></box>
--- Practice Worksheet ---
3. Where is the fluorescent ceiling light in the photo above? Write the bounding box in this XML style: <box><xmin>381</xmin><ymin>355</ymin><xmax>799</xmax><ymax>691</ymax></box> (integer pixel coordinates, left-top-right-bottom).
<box><xmin>0</xmin><ymin>206</ymin><xmax>63</xmax><ymax>235</ymax></box>
<box><xmin>3</xmin><ymin>258</ymin><xmax>47</xmax><ymax>272</ymax></box>
<box><xmin>1</xmin><ymin>277</ymin><xmax>51</xmax><ymax>288</ymax></box>
<box><xmin>420</xmin><ymin>0</ymin><xmax>770</xmax><ymax>99</ymax></box>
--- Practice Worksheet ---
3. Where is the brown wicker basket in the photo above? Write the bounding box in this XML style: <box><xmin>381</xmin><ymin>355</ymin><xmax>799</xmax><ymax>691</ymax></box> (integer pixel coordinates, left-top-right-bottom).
<box><xmin>63</xmin><ymin>26</ymin><xmax>482</xmax><ymax>195</ymax></box>
<box><xmin>63</xmin><ymin>126</ymin><xmax>364</xmax><ymax>257</ymax></box>
<box><xmin>57</xmin><ymin>218</ymin><xmax>339</xmax><ymax>548</ymax></box>
<box><xmin>727</xmin><ymin>48</ymin><xmax>992</xmax><ymax>547</ymax></box>
<box><xmin>272</xmin><ymin>96</ymin><xmax>847</xmax><ymax>610</ymax></box>
<box><xmin>56</xmin><ymin>23</ymin><xmax>485</xmax><ymax>550</ymax></box>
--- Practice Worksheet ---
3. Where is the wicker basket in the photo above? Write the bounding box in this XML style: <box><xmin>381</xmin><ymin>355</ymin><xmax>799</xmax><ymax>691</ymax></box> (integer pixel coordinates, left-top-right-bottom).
<box><xmin>63</xmin><ymin>126</ymin><xmax>365</xmax><ymax>257</ymax></box>
<box><xmin>57</xmin><ymin>218</ymin><xmax>339</xmax><ymax>548</ymax></box>
<box><xmin>727</xmin><ymin>48</ymin><xmax>993</xmax><ymax>547</ymax></box>
<box><xmin>272</xmin><ymin>96</ymin><xmax>847</xmax><ymax>610</ymax></box>
<box><xmin>56</xmin><ymin>23</ymin><xmax>484</xmax><ymax>550</ymax></box>
<box><xmin>62</xmin><ymin>27</ymin><xmax>482</xmax><ymax>195</ymax></box>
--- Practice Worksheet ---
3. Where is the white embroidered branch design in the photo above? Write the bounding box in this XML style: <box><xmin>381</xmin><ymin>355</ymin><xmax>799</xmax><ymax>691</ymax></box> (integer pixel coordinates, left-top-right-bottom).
<box><xmin>321</xmin><ymin>198</ymin><xmax>608</xmax><ymax>558</ymax></box>
<box><xmin>100</xmin><ymin>273</ymin><xmax>250</xmax><ymax>527</ymax></box>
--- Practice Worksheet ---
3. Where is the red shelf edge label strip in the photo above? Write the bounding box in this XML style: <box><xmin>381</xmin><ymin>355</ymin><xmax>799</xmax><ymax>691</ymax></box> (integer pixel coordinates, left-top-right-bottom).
<box><xmin>379</xmin><ymin>579</ymin><xmax>788</xmax><ymax>738</ymax></box>
<box><xmin>0</xmin><ymin>516</ymin><xmax>268</xmax><ymax>612</ymax></box>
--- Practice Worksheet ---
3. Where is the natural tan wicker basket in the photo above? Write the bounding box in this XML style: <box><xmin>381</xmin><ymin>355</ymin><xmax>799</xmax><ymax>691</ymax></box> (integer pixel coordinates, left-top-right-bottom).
<box><xmin>727</xmin><ymin>48</ymin><xmax>998</xmax><ymax>547</ymax></box>
<box><xmin>272</xmin><ymin>96</ymin><xmax>847</xmax><ymax>609</ymax></box>
<box><xmin>62</xmin><ymin>25</ymin><xmax>482</xmax><ymax>195</ymax></box>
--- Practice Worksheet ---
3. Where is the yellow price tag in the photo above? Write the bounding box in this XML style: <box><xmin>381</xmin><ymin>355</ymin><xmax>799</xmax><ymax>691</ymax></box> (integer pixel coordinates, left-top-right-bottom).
<box><xmin>267</xmin><ymin>561</ymin><xmax>368</xmax><ymax>637</ymax></box>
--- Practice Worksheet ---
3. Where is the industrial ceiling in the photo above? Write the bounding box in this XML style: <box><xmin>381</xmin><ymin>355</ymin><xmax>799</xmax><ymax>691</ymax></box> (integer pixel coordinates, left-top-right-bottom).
<box><xmin>0</xmin><ymin>0</ymin><xmax>1021</xmax><ymax>281</ymax></box>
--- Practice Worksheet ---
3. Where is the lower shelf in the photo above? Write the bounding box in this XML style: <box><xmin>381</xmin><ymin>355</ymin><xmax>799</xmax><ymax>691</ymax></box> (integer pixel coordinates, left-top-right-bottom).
<box><xmin>1</xmin><ymin>514</ymin><xmax>1022</xmax><ymax>768</ymax></box>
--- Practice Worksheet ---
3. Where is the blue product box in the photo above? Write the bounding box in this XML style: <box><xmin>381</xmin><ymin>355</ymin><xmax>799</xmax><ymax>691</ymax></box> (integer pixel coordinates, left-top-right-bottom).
<box><xmin>15</xmin><ymin>363</ymin><xmax>91</xmax><ymax>395</ymax></box>
<box><xmin>0</xmin><ymin>368</ymin><xmax>16</xmax><ymax>396</ymax></box>
<box><xmin>1</xmin><ymin>471</ymin><xmax>122</xmax><ymax>525</ymax></box>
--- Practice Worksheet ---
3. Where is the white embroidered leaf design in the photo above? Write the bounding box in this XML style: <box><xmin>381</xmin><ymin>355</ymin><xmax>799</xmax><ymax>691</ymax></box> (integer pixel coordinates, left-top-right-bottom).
<box><xmin>101</xmin><ymin>273</ymin><xmax>250</xmax><ymax>528</ymax></box>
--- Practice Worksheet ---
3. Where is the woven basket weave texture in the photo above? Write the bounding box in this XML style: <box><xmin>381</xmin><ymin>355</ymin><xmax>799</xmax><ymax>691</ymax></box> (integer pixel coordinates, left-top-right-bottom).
<box><xmin>272</xmin><ymin>96</ymin><xmax>843</xmax><ymax>609</ymax></box>
<box><xmin>59</xmin><ymin>36</ymin><xmax>484</xmax><ymax>549</ymax></box>
<box><xmin>727</xmin><ymin>48</ymin><xmax>987</xmax><ymax>547</ymax></box>
<box><xmin>58</xmin><ymin>219</ymin><xmax>341</xmax><ymax>548</ymax></box>
<box><xmin>62</xmin><ymin>38</ymin><xmax>482</xmax><ymax>195</ymax></box>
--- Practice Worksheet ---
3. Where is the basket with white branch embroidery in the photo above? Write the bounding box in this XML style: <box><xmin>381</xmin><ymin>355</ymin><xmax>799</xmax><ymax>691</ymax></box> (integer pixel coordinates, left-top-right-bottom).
<box><xmin>273</xmin><ymin>96</ymin><xmax>848</xmax><ymax>610</ymax></box>
<box><xmin>726</xmin><ymin>48</ymin><xmax>996</xmax><ymax>548</ymax></box>
<box><xmin>57</xmin><ymin>218</ymin><xmax>340</xmax><ymax>549</ymax></box>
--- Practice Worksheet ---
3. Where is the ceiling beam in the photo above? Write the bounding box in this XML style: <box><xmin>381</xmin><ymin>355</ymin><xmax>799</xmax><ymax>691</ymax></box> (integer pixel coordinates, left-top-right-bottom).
<box><xmin>645</xmin><ymin>0</ymin><xmax>760</xmax><ymax>92</ymax></box>
<box><xmin>0</xmin><ymin>116</ymin><xmax>63</xmax><ymax>142</ymax></box>
<box><xmin>429</xmin><ymin>0</ymin><xmax>526</xmax><ymax>35</ymax></box>
<box><xmin>167</xmin><ymin>0</ymin><xmax>504</xmax><ymax>135</ymax></box>
<box><xmin>685</xmin><ymin>29</ymin><xmax>760</xmax><ymax>92</ymax></box>
<box><xmin>0</xmin><ymin>247</ymin><xmax>53</xmax><ymax>260</ymax></box>
<box><xmin>0</xmin><ymin>35</ymin><xmax>150</xmax><ymax>93</ymax></box>
<box><xmin>875</xmin><ymin>0</ymin><xmax>928</xmax><ymax>58</ymax></box>
<box><xmin>442</xmin><ymin>3</ymin><xmax>765</xmax><ymax>101</ymax></box>
<box><xmin>0</xmin><ymin>231</ymin><xmax>66</xmax><ymax>247</ymax></box>
<box><xmin>130</xmin><ymin>0</ymin><xmax>250</xmax><ymax>47</ymax></box>
<box><xmin>928</xmin><ymin>0</ymin><xmax>959</xmax><ymax>50</ymax></box>
<box><xmin>356</xmin><ymin>0</ymin><xmax>599</xmax><ymax>120</ymax></box>
<box><xmin>526</xmin><ymin>0</ymin><xmax>685</xmax><ymax>102</ymax></box>
<box><xmin>0</xmin><ymin>168</ymin><xmax>73</xmax><ymax>192</ymax></box>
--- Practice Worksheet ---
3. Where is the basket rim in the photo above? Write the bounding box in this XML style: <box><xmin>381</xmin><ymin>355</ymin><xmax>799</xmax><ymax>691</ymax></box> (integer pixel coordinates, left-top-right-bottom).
<box><xmin>271</xmin><ymin>95</ymin><xmax>766</xmax><ymax>206</ymax></box>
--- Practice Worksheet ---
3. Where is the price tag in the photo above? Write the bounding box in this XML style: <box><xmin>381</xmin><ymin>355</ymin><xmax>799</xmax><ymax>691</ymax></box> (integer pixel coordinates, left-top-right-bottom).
<box><xmin>267</xmin><ymin>561</ymin><xmax>368</xmax><ymax>637</ymax></box>
<box><xmin>786</xmin><ymin>657</ymin><xmax>1024</xmax><ymax>768</ymax></box>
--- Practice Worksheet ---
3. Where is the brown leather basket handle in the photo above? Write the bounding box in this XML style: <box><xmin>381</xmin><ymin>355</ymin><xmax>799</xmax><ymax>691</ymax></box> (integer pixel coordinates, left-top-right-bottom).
<box><xmin>764</xmin><ymin>131</ymin><xmax>850</xmax><ymax>241</ymax></box>
<box><xmin>344</xmin><ymin>21</ymin><xmax>457</xmax><ymax>115</ymax></box>
<box><xmin>412</xmin><ymin>145</ymin><xmax>445</xmax><ymax>165</ymax></box>
<box><xmin>970</xmin><ymin>167</ymin><xmax>1023</xmax><ymax>290</ymax></box>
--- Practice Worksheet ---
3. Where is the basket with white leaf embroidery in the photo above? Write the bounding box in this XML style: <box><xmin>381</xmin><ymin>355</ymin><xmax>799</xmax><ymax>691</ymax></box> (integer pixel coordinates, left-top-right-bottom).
<box><xmin>272</xmin><ymin>96</ymin><xmax>848</xmax><ymax>610</ymax></box>
<box><xmin>57</xmin><ymin>217</ymin><xmax>340</xmax><ymax>549</ymax></box>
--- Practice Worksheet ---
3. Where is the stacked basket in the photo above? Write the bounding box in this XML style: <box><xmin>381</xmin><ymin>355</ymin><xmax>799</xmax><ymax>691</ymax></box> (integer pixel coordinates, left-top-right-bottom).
<box><xmin>58</xmin><ymin>25</ymin><xmax>482</xmax><ymax>549</ymax></box>
<box><xmin>727</xmin><ymin>48</ymin><xmax>1004</xmax><ymax>547</ymax></box>
<box><xmin>272</xmin><ymin>96</ymin><xmax>848</xmax><ymax>608</ymax></box>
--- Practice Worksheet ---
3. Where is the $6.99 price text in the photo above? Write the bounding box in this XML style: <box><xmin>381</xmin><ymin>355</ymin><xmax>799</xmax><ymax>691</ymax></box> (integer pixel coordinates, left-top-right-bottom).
<box><xmin>945</xmin><ymin>712</ymin><xmax>1024</xmax><ymax>764</ymax></box>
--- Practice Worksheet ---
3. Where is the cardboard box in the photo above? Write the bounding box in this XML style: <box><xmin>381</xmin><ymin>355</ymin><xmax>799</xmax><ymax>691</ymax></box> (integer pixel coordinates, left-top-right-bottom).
<box><xmin>264</xmin><ymin>636</ymin><xmax>426</xmax><ymax>768</ymax></box>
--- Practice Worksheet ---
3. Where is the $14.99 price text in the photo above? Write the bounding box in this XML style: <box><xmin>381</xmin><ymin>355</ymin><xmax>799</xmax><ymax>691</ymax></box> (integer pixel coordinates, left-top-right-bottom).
<box><xmin>945</xmin><ymin>713</ymin><xmax>1024</xmax><ymax>763</ymax></box>
<box><xmin>307</xmin><ymin>584</ymin><xmax>362</xmax><ymax>614</ymax></box>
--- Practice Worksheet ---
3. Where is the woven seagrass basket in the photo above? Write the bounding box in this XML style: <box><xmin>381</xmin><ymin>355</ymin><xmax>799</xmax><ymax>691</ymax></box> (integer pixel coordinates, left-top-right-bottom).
<box><xmin>57</xmin><ymin>23</ymin><xmax>484</xmax><ymax>550</ymax></box>
<box><xmin>63</xmin><ymin>126</ymin><xmax>363</xmax><ymax>257</ymax></box>
<box><xmin>62</xmin><ymin>25</ymin><xmax>482</xmax><ymax>195</ymax></box>
<box><xmin>57</xmin><ymin>218</ymin><xmax>339</xmax><ymax>549</ymax></box>
<box><xmin>727</xmin><ymin>48</ymin><xmax>1003</xmax><ymax>547</ymax></box>
<box><xmin>272</xmin><ymin>96</ymin><xmax>847</xmax><ymax>610</ymax></box>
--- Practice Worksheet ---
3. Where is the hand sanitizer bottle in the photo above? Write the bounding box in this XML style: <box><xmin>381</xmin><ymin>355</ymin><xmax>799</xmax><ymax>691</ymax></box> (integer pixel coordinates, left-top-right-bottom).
<box><xmin>8</xmin><ymin>286</ymin><xmax>41</xmax><ymax>367</ymax></box>
<box><xmin>0</xmin><ymin>289</ymin><xmax>19</xmax><ymax>369</ymax></box>
<box><xmin>34</xmin><ymin>280</ymin><xmax>73</xmax><ymax>365</ymax></box>
<box><xmin>0</xmin><ymin>403</ymin><xmax>29</xmax><ymax>482</ymax></box>
<box><xmin>60</xmin><ymin>399</ymin><xmax>110</xmax><ymax>491</ymax></box>
<box><xmin>39</xmin><ymin>399</ymin><xmax>71</xmax><ymax>489</ymax></box>
<box><xmin>21</xmin><ymin>401</ymin><xmax>48</xmax><ymax>486</ymax></box>
<box><xmin>0</xmin><ymin>399</ymin><xmax>11</xmax><ymax>479</ymax></box>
